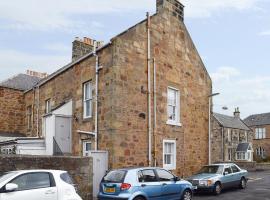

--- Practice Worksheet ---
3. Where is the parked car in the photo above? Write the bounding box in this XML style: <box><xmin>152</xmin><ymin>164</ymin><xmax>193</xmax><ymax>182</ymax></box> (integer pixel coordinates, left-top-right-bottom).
<box><xmin>0</xmin><ymin>169</ymin><xmax>82</xmax><ymax>200</ymax></box>
<box><xmin>98</xmin><ymin>167</ymin><xmax>194</xmax><ymax>200</ymax></box>
<box><xmin>187</xmin><ymin>163</ymin><xmax>248</xmax><ymax>195</ymax></box>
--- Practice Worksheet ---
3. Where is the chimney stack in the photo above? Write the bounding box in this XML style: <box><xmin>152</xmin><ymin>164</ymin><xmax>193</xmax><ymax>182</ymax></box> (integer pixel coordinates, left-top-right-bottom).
<box><xmin>72</xmin><ymin>37</ymin><xmax>104</xmax><ymax>62</ymax></box>
<box><xmin>26</xmin><ymin>70</ymin><xmax>48</xmax><ymax>79</ymax></box>
<box><xmin>156</xmin><ymin>0</ymin><xmax>184</xmax><ymax>21</ymax></box>
<box><xmin>234</xmin><ymin>107</ymin><xmax>240</xmax><ymax>118</ymax></box>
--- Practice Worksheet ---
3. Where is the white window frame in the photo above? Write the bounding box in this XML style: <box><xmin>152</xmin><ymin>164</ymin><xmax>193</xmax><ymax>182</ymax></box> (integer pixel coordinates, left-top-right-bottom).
<box><xmin>83</xmin><ymin>141</ymin><xmax>92</xmax><ymax>157</ymax></box>
<box><xmin>255</xmin><ymin>128</ymin><xmax>266</xmax><ymax>139</ymax></box>
<box><xmin>163</xmin><ymin>140</ymin><xmax>177</xmax><ymax>170</ymax></box>
<box><xmin>227</xmin><ymin>129</ymin><xmax>231</xmax><ymax>142</ymax></box>
<box><xmin>166</xmin><ymin>87</ymin><xmax>181</xmax><ymax>126</ymax></box>
<box><xmin>45</xmin><ymin>99</ymin><xmax>51</xmax><ymax>114</ymax></box>
<box><xmin>228</xmin><ymin>148</ymin><xmax>232</xmax><ymax>161</ymax></box>
<box><xmin>83</xmin><ymin>81</ymin><xmax>93</xmax><ymax>119</ymax></box>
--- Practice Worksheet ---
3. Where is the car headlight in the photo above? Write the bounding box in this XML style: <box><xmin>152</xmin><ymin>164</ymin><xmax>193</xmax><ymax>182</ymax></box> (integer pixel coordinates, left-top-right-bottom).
<box><xmin>199</xmin><ymin>180</ymin><xmax>213</xmax><ymax>186</ymax></box>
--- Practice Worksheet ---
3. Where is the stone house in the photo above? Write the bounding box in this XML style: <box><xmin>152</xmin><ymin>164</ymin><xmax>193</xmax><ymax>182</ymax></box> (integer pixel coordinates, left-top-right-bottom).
<box><xmin>0</xmin><ymin>0</ymin><xmax>212</xmax><ymax>176</ymax></box>
<box><xmin>212</xmin><ymin>109</ymin><xmax>253</xmax><ymax>163</ymax></box>
<box><xmin>244</xmin><ymin>113</ymin><xmax>270</xmax><ymax>160</ymax></box>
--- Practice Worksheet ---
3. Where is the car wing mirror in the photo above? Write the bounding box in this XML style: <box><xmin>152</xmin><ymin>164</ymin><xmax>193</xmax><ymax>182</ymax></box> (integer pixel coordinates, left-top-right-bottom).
<box><xmin>223</xmin><ymin>172</ymin><xmax>228</xmax><ymax>176</ymax></box>
<box><xmin>174</xmin><ymin>176</ymin><xmax>180</xmax><ymax>182</ymax></box>
<box><xmin>5</xmin><ymin>183</ymin><xmax>18</xmax><ymax>192</ymax></box>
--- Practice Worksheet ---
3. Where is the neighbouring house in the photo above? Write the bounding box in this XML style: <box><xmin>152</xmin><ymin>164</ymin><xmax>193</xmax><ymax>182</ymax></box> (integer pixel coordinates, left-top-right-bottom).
<box><xmin>0</xmin><ymin>0</ymin><xmax>212</xmax><ymax>176</ymax></box>
<box><xmin>244</xmin><ymin>113</ymin><xmax>270</xmax><ymax>160</ymax></box>
<box><xmin>211</xmin><ymin>108</ymin><xmax>253</xmax><ymax>163</ymax></box>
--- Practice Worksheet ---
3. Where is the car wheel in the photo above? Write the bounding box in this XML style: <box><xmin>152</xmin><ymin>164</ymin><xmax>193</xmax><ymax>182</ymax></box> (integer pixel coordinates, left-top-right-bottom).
<box><xmin>239</xmin><ymin>177</ymin><xmax>247</xmax><ymax>189</ymax></box>
<box><xmin>182</xmin><ymin>189</ymin><xmax>192</xmax><ymax>200</ymax></box>
<box><xmin>213</xmin><ymin>182</ymin><xmax>222</xmax><ymax>195</ymax></box>
<box><xmin>133</xmin><ymin>196</ymin><xmax>145</xmax><ymax>200</ymax></box>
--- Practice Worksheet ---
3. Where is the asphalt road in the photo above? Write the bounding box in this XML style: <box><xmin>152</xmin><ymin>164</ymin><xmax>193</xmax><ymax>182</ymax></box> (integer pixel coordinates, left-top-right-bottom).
<box><xmin>193</xmin><ymin>170</ymin><xmax>270</xmax><ymax>200</ymax></box>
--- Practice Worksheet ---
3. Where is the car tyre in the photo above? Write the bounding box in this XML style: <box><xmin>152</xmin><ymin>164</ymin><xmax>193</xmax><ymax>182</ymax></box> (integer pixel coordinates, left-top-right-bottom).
<box><xmin>239</xmin><ymin>177</ymin><xmax>247</xmax><ymax>189</ymax></box>
<box><xmin>213</xmin><ymin>182</ymin><xmax>222</xmax><ymax>195</ymax></box>
<box><xmin>182</xmin><ymin>189</ymin><xmax>192</xmax><ymax>200</ymax></box>
<box><xmin>133</xmin><ymin>196</ymin><xmax>145</xmax><ymax>200</ymax></box>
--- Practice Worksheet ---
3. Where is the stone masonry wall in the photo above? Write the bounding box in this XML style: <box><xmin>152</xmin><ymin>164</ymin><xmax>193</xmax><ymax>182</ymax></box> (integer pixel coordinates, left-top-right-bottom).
<box><xmin>0</xmin><ymin>87</ymin><xmax>25</xmax><ymax>134</ymax></box>
<box><xmin>105</xmin><ymin>4</ymin><xmax>212</xmax><ymax>177</ymax></box>
<box><xmin>250</xmin><ymin>125</ymin><xmax>270</xmax><ymax>159</ymax></box>
<box><xmin>212</xmin><ymin>116</ymin><xmax>253</xmax><ymax>163</ymax></box>
<box><xmin>0</xmin><ymin>155</ymin><xmax>93</xmax><ymax>200</ymax></box>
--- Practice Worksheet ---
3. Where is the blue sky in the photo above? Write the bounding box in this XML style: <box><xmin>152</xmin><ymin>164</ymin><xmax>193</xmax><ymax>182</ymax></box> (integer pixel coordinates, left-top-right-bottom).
<box><xmin>0</xmin><ymin>0</ymin><xmax>269</xmax><ymax>118</ymax></box>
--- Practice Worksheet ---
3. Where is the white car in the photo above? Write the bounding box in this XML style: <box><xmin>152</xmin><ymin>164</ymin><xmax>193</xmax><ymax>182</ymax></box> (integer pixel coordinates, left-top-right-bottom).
<box><xmin>0</xmin><ymin>169</ymin><xmax>82</xmax><ymax>200</ymax></box>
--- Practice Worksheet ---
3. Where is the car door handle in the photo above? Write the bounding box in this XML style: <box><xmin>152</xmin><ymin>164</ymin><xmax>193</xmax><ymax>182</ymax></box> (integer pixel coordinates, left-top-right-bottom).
<box><xmin>45</xmin><ymin>190</ymin><xmax>55</xmax><ymax>195</ymax></box>
<box><xmin>141</xmin><ymin>184</ymin><xmax>146</xmax><ymax>187</ymax></box>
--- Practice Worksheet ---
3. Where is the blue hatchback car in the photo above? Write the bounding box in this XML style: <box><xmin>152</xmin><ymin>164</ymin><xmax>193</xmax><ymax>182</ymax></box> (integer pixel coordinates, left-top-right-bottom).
<box><xmin>98</xmin><ymin>167</ymin><xmax>194</xmax><ymax>200</ymax></box>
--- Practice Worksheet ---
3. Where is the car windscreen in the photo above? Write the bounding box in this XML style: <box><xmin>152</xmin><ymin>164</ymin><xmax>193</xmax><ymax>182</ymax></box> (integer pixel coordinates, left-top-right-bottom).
<box><xmin>102</xmin><ymin>170</ymin><xmax>126</xmax><ymax>183</ymax></box>
<box><xmin>197</xmin><ymin>166</ymin><xmax>223</xmax><ymax>174</ymax></box>
<box><xmin>0</xmin><ymin>172</ymin><xmax>18</xmax><ymax>183</ymax></box>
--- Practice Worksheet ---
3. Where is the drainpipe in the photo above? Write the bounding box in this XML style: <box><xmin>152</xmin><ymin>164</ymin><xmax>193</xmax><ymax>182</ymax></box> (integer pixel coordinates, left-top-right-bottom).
<box><xmin>153</xmin><ymin>58</ymin><xmax>157</xmax><ymax>167</ymax></box>
<box><xmin>147</xmin><ymin>12</ymin><xmax>152</xmax><ymax>166</ymax></box>
<box><xmin>222</xmin><ymin>127</ymin><xmax>224</xmax><ymax>161</ymax></box>
<box><xmin>94</xmin><ymin>41</ymin><xmax>99</xmax><ymax>151</ymax></box>
<box><xmin>36</xmin><ymin>85</ymin><xmax>40</xmax><ymax>138</ymax></box>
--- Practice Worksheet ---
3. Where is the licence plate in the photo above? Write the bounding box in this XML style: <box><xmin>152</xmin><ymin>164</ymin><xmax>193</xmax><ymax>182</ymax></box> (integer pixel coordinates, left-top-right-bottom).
<box><xmin>105</xmin><ymin>187</ymin><xmax>116</xmax><ymax>193</ymax></box>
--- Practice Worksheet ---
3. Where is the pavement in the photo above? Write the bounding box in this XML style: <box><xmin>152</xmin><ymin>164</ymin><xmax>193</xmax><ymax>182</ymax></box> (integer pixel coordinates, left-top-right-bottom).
<box><xmin>193</xmin><ymin>170</ymin><xmax>270</xmax><ymax>200</ymax></box>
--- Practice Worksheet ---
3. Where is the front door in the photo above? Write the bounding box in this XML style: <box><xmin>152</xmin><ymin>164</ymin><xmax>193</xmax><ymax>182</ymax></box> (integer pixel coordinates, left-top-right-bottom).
<box><xmin>1</xmin><ymin>172</ymin><xmax>57</xmax><ymax>200</ymax></box>
<box><xmin>55</xmin><ymin>116</ymin><xmax>71</xmax><ymax>154</ymax></box>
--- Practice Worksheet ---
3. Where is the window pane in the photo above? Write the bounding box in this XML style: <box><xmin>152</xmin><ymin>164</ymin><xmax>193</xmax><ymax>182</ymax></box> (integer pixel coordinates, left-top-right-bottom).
<box><xmin>85</xmin><ymin>143</ymin><xmax>91</xmax><ymax>151</ymax></box>
<box><xmin>156</xmin><ymin>169</ymin><xmax>174</xmax><ymax>181</ymax></box>
<box><xmin>85</xmin><ymin>100</ymin><xmax>91</xmax><ymax>117</ymax></box>
<box><xmin>11</xmin><ymin>173</ymin><xmax>50</xmax><ymax>191</ymax></box>
<box><xmin>84</xmin><ymin>82</ymin><xmax>91</xmax><ymax>100</ymax></box>
<box><xmin>168</xmin><ymin>106</ymin><xmax>176</xmax><ymax>121</ymax></box>
<box><xmin>141</xmin><ymin>170</ymin><xmax>157</xmax><ymax>182</ymax></box>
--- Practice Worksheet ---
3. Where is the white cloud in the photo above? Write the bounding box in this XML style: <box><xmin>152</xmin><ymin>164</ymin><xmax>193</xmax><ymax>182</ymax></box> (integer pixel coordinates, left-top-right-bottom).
<box><xmin>182</xmin><ymin>0</ymin><xmax>261</xmax><ymax>18</ymax></box>
<box><xmin>0</xmin><ymin>0</ymin><xmax>154</xmax><ymax>32</ymax></box>
<box><xmin>211</xmin><ymin>66</ymin><xmax>240</xmax><ymax>82</ymax></box>
<box><xmin>0</xmin><ymin>50</ymin><xmax>69</xmax><ymax>80</ymax></box>
<box><xmin>0</xmin><ymin>0</ymin><xmax>262</xmax><ymax>32</ymax></box>
<box><xmin>211</xmin><ymin>67</ymin><xmax>270</xmax><ymax>118</ymax></box>
<box><xmin>259</xmin><ymin>30</ymin><xmax>270</xmax><ymax>36</ymax></box>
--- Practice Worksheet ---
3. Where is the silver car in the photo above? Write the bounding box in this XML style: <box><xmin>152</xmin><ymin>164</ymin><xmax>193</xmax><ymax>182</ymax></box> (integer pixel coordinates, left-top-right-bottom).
<box><xmin>187</xmin><ymin>163</ymin><xmax>248</xmax><ymax>195</ymax></box>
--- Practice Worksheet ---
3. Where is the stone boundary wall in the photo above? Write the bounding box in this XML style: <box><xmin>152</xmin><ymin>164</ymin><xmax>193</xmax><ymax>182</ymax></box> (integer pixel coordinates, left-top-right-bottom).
<box><xmin>256</xmin><ymin>163</ymin><xmax>270</xmax><ymax>171</ymax></box>
<box><xmin>0</xmin><ymin>155</ymin><xmax>93</xmax><ymax>200</ymax></box>
<box><xmin>235</xmin><ymin>161</ymin><xmax>257</xmax><ymax>172</ymax></box>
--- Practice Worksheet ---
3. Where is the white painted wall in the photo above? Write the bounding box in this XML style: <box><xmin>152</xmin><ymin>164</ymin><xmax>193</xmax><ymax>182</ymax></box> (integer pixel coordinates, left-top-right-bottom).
<box><xmin>43</xmin><ymin>100</ymin><xmax>73</xmax><ymax>155</ymax></box>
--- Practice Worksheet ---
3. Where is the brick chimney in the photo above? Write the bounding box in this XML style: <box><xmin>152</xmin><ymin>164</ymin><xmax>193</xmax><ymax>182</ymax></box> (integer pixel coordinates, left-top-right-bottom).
<box><xmin>234</xmin><ymin>107</ymin><xmax>240</xmax><ymax>118</ymax></box>
<box><xmin>156</xmin><ymin>0</ymin><xmax>184</xmax><ymax>21</ymax></box>
<box><xmin>26</xmin><ymin>70</ymin><xmax>48</xmax><ymax>79</ymax></box>
<box><xmin>72</xmin><ymin>37</ymin><xmax>104</xmax><ymax>62</ymax></box>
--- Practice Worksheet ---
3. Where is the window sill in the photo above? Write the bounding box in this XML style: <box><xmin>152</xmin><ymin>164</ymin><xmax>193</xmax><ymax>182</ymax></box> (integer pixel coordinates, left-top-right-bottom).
<box><xmin>83</xmin><ymin>117</ymin><xmax>93</xmax><ymax>122</ymax></box>
<box><xmin>163</xmin><ymin>165</ymin><xmax>176</xmax><ymax>171</ymax></box>
<box><xmin>166</xmin><ymin>121</ymin><xmax>182</xmax><ymax>127</ymax></box>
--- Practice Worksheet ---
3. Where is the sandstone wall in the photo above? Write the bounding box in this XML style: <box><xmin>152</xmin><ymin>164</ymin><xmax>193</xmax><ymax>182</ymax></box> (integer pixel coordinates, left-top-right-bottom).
<box><xmin>0</xmin><ymin>87</ymin><xmax>25</xmax><ymax>134</ymax></box>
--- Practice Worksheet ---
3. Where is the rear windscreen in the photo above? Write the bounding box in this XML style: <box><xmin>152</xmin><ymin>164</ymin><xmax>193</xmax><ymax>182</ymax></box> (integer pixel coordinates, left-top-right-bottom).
<box><xmin>103</xmin><ymin>170</ymin><xmax>126</xmax><ymax>183</ymax></box>
<box><xmin>60</xmin><ymin>172</ymin><xmax>74</xmax><ymax>185</ymax></box>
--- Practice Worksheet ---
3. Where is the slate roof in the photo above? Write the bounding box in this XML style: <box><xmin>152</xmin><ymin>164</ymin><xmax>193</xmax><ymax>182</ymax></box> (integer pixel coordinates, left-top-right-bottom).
<box><xmin>244</xmin><ymin>113</ymin><xmax>270</xmax><ymax>126</ymax></box>
<box><xmin>213</xmin><ymin>113</ymin><xmax>251</xmax><ymax>131</ymax></box>
<box><xmin>0</xmin><ymin>73</ymin><xmax>41</xmax><ymax>91</ymax></box>
<box><xmin>236</xmin><ymin>143</ymin><xmax>251</xmax><ymax>152</ymax></box>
